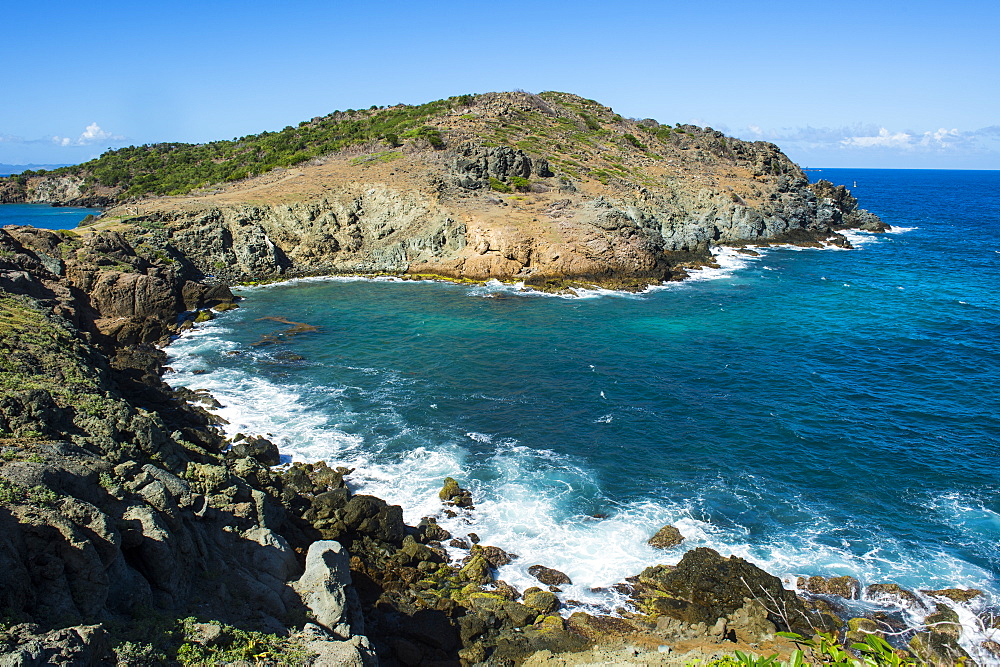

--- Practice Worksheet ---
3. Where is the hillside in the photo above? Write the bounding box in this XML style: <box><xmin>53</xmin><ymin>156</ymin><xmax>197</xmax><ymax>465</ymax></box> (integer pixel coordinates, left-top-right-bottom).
<box><xmin>0</xmin><ymin>91</ymin><xmax>884</xmax><ymax>291</ymax></box>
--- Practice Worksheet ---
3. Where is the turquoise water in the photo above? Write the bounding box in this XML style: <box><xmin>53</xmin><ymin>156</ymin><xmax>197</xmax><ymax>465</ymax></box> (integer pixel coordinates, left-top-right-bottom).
<box><xmin>0</xmin><ymin>203</ymin><xmax>100</xmax><ymax>230</ymax></box>
<box><xmin>162</xmin><ymin>169</ymin><xmax>999</xmax><ymax>649</ymax></box>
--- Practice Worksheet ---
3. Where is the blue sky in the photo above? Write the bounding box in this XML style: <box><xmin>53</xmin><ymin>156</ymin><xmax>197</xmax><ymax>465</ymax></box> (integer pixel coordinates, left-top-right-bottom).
<box><xmin>2</xmin><ymin>0</ymin><xmax>997</xmax><ymax>169</ymax></box>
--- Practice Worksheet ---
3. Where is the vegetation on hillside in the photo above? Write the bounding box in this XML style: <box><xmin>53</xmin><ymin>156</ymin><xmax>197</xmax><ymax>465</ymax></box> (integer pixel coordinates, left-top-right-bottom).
<box><xmin>12</xmin><ymin>95</ymin><xmax>474</xmax><ymax>198</ymax></box>
<box><xmin>6</xmin><ymin>90</ymin><xmax>795</xmax><ymax>202</ymax></box>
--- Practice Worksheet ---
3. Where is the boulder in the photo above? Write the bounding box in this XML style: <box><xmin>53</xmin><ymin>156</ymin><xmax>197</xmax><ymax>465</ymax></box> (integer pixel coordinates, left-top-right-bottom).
<box><xmin>909</xmin><ymin>630</ymin><xmax>972</xmax><ymax>666</ymax></box>
<box><xmin>227</xmin><ymin>435</ymin><xmax>280</xmax><ymax>466</ymax></box>
<box><xmin>293</xmin><ymin>540</ymin><xmax>363</xmax><ymax>640</ymax></box>
<box><xmin>920</xmin><ymin>587</ymin><xmax>984</xmax><ymax>603</ymax></box>
<box><xmin>471</xmin><ymin>543</ymin><xmax>515</xmax><ymax>567</ymax></box>
<box><xmin>460</xmin><ymin>555</ymin><xmax>493</xmax><ymax>584</ymax></box>
<box><xmin>528</xmin><ymin>564</ymin><xmax>572</xmax><ymax>586</ymax></box>
<box><xmin>797</xmin><ymin>574</ymin><xmax>861</xmax><ymax>599</ymax></box>
<box><xmin>924</xmin><ymin>603</ymin><xmax>962</xmax><ymax>639</ymax></box>
<box><xmin>647</xmin><ymin>524</ymin><xmax>684</xmax><ymax>549</ymax></box>
<box><xmin>633</xmin><ymin>547</ymin><xmax>828</xmax><ymax>635</ymax></box>
<box><xmin>303</xmin><ymin>632</ymin><xmax>377</xmax><ymax>667</ymax></box>
<box><xmin>866</xmin><ymin>582</ymin><xmax>920</xmax><ymax>606</ymax></box>
<box><xmin>416</xmin><ymin>516</ymin><xmax>451</xmax><ymax>543</ymax></box>
<box><xmin>0</xmin><ymin>624</ymin><xmax>109</xmax><ymax>666</ymax></box>
<box><xmin>846</xmin><ymin>617</ymin><xmax>881</xmax><ymax>644</ymax></box>
<box><xmin>439</xmin><ymin>476</ymin><xmax>474</xmax><ymax>508</ymax></box>
<box><xmin>340</xmin><ymin>495</ymin><xmax>406</xmax><ymax>545</ymax></box>
<box><xmin>523</xmin><ymin>588</ymin><xmax>560</xmax><ymax>615</ymax></box>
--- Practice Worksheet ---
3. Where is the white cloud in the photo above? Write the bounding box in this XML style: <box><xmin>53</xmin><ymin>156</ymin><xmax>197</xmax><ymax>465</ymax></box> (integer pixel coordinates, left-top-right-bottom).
<box><xmin>733</xmin><ymin>123</ymin><xmax>1000</xmax><ymax>157</ymax></box>
<box><xmin>52</xmin><ymin>122</ymin><xmax>124</xmax><ymax>147</ymax></box>
<box><xmin>841</xmin><ymin>128</ymin><xmax>913</xmax><ymax>148</ymax></box>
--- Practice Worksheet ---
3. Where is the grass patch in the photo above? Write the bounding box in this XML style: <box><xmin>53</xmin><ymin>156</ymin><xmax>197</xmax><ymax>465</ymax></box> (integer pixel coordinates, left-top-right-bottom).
<box><xmin>350</xmin><ymin>151</ymin><xmax>403</xmax><ymax>166</ymax></box>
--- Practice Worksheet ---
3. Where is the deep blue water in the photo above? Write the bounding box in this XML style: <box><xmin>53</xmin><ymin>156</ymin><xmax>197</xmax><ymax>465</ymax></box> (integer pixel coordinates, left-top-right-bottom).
<box><xmin>0</xmin><ymin>203</ymin><xmax>100</xmax><ymax>230</ymax></box>
<box><xmin>157</xmin><ymin>169</ymin><xmax>998</xmax><ymax>650</ymax></box>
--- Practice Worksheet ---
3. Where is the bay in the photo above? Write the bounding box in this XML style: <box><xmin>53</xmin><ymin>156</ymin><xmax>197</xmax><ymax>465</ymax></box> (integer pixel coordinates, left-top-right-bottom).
<box><xmin>162</xmin><ymin>168</ymin><xmax>999</xmax><ymax>650</ymax></box>
<box><xmin>0</xmin><ymin>203</ymin><xmax>100</xmax><ymax>230</ymax></box>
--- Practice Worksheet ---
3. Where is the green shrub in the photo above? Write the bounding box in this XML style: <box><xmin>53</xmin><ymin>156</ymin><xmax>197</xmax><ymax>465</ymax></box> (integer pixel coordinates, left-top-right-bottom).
<box><xmin>579</xmin><ymin>112</ymin><xmax>602</xmax><ymax>131</ymax></box>
<box><xmin>510</xmin><ymin>176</ymin><xmax>530</xmax><ymax>192</ymax></box>
<box><xmin>489</xmin><ymin>178</ymin><xmax>512</xmax><ymax>193</ymax></box>
<box><xmin>623</xmin><ymin>133</ymin><xmax>646</xmax><ymax>150</ymax></box>
<box><xmin>417</xmin><ymin>126</ymin><xmax>444</xmax><ymax>149</ymax></box>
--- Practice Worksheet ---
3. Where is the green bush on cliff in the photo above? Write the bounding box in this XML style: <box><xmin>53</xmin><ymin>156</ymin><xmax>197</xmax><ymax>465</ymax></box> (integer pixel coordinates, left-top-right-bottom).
<box><xmin>108</xmin><ymin>615</ymin><xmax>312</xmax><ymax>666</ymax></box>
<box><xmin>623</xmin><ymin>133</ymin><xmax>646</xmax><ymax>150</ymax></box>
<box><xmin>0</xmin><ymin>479</ymin><xmax>58</xmax><ymax>506</ymax></box>
<box><xmin>43</xmin><ymin>96</ymin><xmax>464</xmax><ymax>197</ymax></box>
<box><xmin>708</xmin><ymin>632</ymin><xmax>918</xmax><ymax>666</ymax></box>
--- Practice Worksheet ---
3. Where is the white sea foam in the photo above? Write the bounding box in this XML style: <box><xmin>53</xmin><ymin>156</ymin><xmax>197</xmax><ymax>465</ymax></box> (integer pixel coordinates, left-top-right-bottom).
<box><xmin>234</xmin><ymin>274</ymin><xmax>439</xmax><ymax>292</ymax></box>
<box><xmin>682</xmin><ymin>246</ymin><xmax>757</xmax><ymax>282</ymax></box>
<box><xmin>838</xmin><ymin>229</ymin><xmax>884</xmax><ymax>247</ymax></box>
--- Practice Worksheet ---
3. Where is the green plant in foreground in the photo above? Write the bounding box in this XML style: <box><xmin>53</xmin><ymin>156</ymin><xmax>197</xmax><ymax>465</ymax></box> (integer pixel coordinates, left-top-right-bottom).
<box><xmin>706</xmin><ymin>632</ymin><xmax>917</xmax><ymax>667</ymax></box>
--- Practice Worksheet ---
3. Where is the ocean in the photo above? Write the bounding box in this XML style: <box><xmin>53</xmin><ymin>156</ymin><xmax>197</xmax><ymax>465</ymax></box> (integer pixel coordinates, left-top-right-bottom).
<box><xmin>0</xmin><ymin>203</ymin><xmax>100</xmax><ymax>230</ymax></box>
<box><xmin>12</xmin><ymin>169</ymin><xmax>1000</xmax><ymax>656</ymax></box>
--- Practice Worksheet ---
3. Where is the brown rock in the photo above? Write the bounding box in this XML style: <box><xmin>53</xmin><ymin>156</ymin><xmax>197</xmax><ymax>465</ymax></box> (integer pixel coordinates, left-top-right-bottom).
<box><xmin>920</xmin><ymin>587</ymin><xmax>984</xmax><ymax>603</ymax></box>
<box><xmin>523</xmin><ymin>589</ymin><xmax>560</xmax><ymax>615</ymax></box>
<box><xmin>471</xmin><ymin>544</ymin><xmax>516</xmax><ymax>568</ymax></box>
<box><xmin>797</xmin><ymin>574</ymin><xmax>861</xmax><ymax>599</ymax></box>
<box><xmin>528</xmin><ymin>564</ymin><xmax>572</xmax><ymax>586</ymax></box>
<box><xmin>647</xmin><ymin>524</ymin><xmax>684</xmax><ymax>549</ymax></box>
<box><xmin>866</xmin><ymin>583</ymin><xmax>920</xmax><ymax>606</ymax></box>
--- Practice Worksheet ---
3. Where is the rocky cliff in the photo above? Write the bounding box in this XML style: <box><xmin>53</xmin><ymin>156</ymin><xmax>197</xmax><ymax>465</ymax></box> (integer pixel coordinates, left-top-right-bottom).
<box><xmin>3</xmin><ymin>92</ymin><xmax>886</xmax><ymax>291</ymax></box>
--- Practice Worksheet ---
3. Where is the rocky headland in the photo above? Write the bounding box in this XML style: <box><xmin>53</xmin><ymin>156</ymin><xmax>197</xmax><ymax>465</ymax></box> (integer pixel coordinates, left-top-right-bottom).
<box><xmin>0</xmin><ymin>92</ymin><xmax>988</xmax><ymax>665</ymax></box>
<box><xmin>1</xmin><ymin>91</ymin><xmax>885</xmax><ymax>292</ymax></box>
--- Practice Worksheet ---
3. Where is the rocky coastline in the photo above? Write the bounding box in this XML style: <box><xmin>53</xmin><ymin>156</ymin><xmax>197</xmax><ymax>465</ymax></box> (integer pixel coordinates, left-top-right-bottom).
<box><xmin>0</xmin><ymin>221</ymin><xmax>992</xmax><ymax>666</ymax></box>
<box><xmin>0</xmin><ymin>91</ymin><xmax>989</xmax><ymax>665</ymax></box>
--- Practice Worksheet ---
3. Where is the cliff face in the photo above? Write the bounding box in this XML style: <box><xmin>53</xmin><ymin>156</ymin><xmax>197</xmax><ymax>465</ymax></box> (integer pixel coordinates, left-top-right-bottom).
<box><xmin>0</xmin><ymin>228</ymin><xmax>387</xmax><ymax>663</ymax></box>
<box><xmin>9</xmin><ymin>92</ymin><xmax>884</xmax><ymax>290</ymax></box>
<box><xmin>0</xmin><ymin>174</ymin><xmax>116</xmax><ymax>207</ymax></box>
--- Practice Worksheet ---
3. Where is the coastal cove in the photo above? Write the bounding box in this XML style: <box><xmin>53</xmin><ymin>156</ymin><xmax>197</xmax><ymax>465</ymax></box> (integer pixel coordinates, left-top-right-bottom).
<box><xmin>0</xmin><ymin>203</ymin><xmax>99</xmax><ymax>230</ymax></box>
<box><xmin>165</xmin><ymin>169</ymin><xmax>1000</xmax><ymax>655</ymax></box>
